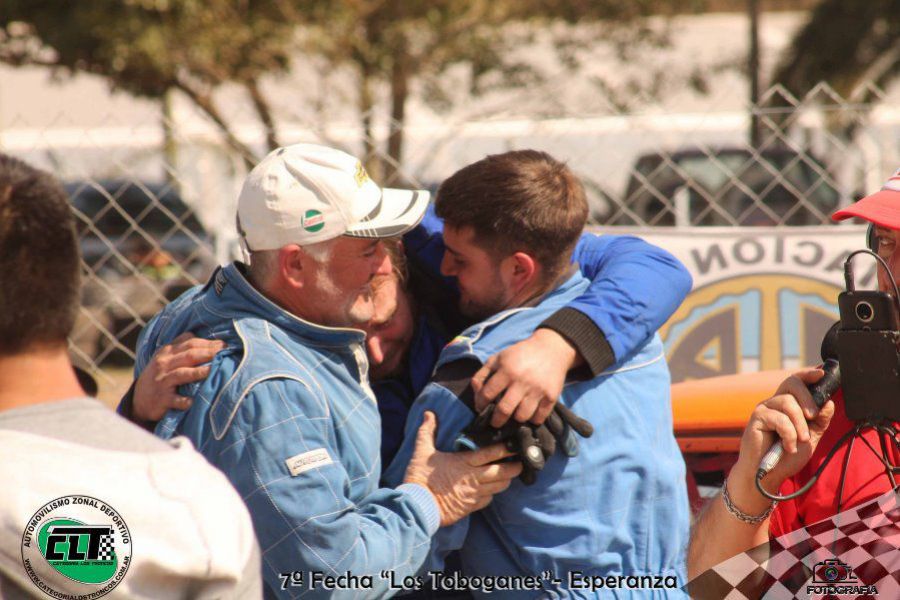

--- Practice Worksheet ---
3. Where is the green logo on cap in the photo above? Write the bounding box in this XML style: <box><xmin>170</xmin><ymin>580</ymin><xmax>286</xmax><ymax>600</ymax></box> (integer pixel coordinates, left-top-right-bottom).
<box><xmin>302</xmin><ymin>209</ymin><xmax>325</xmax><ymax>233</ymax></box>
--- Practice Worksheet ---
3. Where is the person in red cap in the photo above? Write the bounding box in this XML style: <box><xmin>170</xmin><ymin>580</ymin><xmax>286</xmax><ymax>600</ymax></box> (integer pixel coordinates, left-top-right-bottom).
<box><xmin>688</xmin><ymin>168</ymin><xmax>900</xmax><ymax>578</ymax></box>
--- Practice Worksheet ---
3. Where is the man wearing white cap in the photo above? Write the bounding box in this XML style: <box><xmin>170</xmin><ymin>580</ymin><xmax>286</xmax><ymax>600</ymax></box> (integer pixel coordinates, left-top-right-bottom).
<box><xmin>134</xmin><ymin>144</ymin><xmax>522</xmax><ymax>598</ymax></box>
<box><xmin>688</xmin><ymin>168</ymin><xmax>900</xmax><ymax>577</ymax></box>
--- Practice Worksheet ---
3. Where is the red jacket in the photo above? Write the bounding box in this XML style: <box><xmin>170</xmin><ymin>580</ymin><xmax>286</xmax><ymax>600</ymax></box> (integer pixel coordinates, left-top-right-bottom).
<box><xmin>769</xmin><ymin>389</ymin><xmax>900</xmax><ymax>537</ymax></box>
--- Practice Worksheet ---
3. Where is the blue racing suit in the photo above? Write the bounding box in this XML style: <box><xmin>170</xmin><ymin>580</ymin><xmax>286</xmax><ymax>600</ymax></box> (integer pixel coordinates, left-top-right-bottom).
<box><xmin>123</xmin><ymin>213</ymin><xmax>691</xmax><ymax>471</ymax></box>
<box><xmin>136</xmin><ymin>264</ymin><xmax>440</xmax><ymax>599</ymax></box>
<box><xmin>126</xmin><ymin>213</ymin><xmax>691</xmax><ymax>598</ymax></box>
<box><xmin>372</xmin><ymin>209</ymin><xmax>693</xmax><ymax>467</ymax></box>
<box><xmin>383</xmin><ymin>271</ymin><xmax>691</xmax><ymax>598</ymax></box>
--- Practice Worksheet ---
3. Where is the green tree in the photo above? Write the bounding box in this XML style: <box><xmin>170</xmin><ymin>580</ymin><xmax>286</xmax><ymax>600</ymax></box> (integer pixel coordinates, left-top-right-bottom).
<box><xmin>771</xmin><ymin>0</ymin><xmax>899</xmax><ymax>101</ymax></box>
<box><xmin>764</xmin><ymin>0</ymin><xmax>900</xmax><ymax>139</ymax></box>
<box><xmin>291</xmin><ymin>0</ymin><xmax>684</xmax><ymax>181</ymax></box>
<box><xmin>1</xmin><ymin>0</ymin><xmax>685</xmax><ymax>176</ymax></box>
<box><xmin>0</xmin><ymin>0</ymin><xmax>296</xmax><ymax>168</ymax></box>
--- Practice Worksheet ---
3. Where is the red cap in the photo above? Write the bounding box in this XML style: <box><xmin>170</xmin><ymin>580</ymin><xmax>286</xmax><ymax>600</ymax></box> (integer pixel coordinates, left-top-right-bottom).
<box><xmin>832</xmin><ymin>168</ymin><xmax>900</xmax><ymax>229</ymax></box>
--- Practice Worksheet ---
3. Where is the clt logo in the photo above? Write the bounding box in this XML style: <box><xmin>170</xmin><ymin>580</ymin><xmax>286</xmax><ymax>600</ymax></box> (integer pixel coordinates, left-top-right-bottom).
<box><xmin>45</xmin><ymin>525</ymin><xmax>114</xmax><ymax>561</ymax></box>
<box><xmin>21</xmin><ymin>496</ymin><xmax>132</xmax><ymax>597</ymax></box>
<box><xmin>813</xmin><ymin>559</ymin><xmax>856</xmax><ymax>584</ymax></box>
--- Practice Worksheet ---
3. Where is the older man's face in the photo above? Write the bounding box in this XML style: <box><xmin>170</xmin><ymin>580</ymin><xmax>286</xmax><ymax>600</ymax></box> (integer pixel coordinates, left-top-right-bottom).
<box><xmin>302</xmin><ymin>237</ymin><xmax>391</xmax><ymax>327</ymax></box>
<box><xmin>362</xmin><ymin>273</ymin><xmax>416</xmax><ymax>381</ymax></box>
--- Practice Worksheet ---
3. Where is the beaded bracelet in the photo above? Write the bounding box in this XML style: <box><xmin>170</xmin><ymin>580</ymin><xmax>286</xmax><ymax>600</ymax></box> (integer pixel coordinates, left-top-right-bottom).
<box><xmin>722</xmin><ymin>478</ymin><xmax>777</xmax><ymax>524</ymax></box>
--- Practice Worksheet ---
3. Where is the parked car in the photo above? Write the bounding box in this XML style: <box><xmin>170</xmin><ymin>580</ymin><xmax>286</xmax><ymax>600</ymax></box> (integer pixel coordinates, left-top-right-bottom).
<box><xmin>607</xmin><ymin>146</ymin><xmax>842</xmax><ymax>226</ymax></box>
<box><xmin>67</xmin><ymin>180</ymin><xmax>215</xmax><ymax>366</ymax></box>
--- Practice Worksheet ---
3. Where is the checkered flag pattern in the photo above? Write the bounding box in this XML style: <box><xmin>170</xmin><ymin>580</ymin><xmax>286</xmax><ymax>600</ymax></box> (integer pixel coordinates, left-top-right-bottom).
<box><xmin>97</xmin><ymin>534</ymin><xmax>115</xmax><ymax>561</ymax></box>
<box><xmin>687</xmin><ymin>489</ymin><xmax>900</xmax><ymax>599</ymax></box>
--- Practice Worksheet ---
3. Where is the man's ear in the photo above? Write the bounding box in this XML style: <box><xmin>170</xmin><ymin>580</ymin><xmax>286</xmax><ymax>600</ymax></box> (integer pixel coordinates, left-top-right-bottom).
<box><xmin>278</xmin><ymin>245</ymin><xmax>307</xmax><ymax>291</ymax></box>
<box><xmin>507</xmin><ymin>251</ymin><xmax>538</xmax><ymax>293</ymax></box>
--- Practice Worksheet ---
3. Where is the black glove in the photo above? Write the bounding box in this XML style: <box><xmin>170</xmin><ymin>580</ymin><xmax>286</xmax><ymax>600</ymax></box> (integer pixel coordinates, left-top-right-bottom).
<box><xmin>454</xmin><ymin>403</ymin><xmax>594</xmax><ymax>485</ymax></box>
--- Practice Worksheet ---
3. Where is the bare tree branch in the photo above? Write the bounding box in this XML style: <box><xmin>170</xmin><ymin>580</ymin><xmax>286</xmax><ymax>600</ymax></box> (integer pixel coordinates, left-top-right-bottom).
<box><xmin>245</xmin><ymin>78</ymin><xmax>281</xmax><ymax>151</ymax></box>
<box><xmin>173</xmin><ymin>78</ymin><xmax>258</xmax><ymax>170</ymax></box>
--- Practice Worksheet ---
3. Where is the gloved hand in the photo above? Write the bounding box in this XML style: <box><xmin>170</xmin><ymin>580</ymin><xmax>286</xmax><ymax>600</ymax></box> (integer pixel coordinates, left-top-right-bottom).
<box><xmin>454</xmin><ymin>403</ymin><xmax>593</xmax><ymax>485</ymax></box>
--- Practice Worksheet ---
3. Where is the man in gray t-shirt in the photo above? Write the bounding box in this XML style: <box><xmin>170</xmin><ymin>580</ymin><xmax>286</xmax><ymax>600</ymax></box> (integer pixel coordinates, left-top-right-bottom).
<box><xmin>0</xmin><ymin>154</ymin><xmax>261</xmax><ymax>599</ymax></box>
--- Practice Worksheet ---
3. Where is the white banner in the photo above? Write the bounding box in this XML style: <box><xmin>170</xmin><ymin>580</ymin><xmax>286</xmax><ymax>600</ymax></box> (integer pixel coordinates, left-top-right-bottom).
<box><xmin>591</xmin><ymin>226</ymin><xmax>873</xmax><ymax>382</ymax></box>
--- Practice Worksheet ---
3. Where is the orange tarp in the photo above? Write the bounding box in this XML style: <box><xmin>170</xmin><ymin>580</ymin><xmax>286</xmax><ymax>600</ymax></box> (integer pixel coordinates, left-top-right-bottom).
<box><xmin>672</xmin><ymin>369</ymin><xmax>795</xmax><ymax>453</ymax></box>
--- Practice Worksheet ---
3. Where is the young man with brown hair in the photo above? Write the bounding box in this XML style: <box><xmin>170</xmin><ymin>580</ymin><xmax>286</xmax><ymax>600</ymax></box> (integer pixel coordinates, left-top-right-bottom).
<box><xmin>0</xmin><ymin>154</ymin><xmax>262</xmax><ymax>599</ymax></box>
<box><xmin>382</xmin><ymin>150</ymin><xmax>690</xmax><ymax>598</ymax></box>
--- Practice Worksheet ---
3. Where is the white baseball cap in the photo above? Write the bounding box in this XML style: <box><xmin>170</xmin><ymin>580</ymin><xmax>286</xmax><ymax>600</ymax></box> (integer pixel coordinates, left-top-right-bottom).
<box><xmin>236</xmin><ymin>143</ymin><xmax>430</xmax><ymax>251</ymax></box>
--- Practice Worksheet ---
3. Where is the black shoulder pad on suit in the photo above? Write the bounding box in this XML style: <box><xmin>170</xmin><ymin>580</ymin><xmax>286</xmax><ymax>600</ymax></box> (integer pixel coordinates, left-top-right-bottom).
<box><xmin>431</xmin><ymin>358</ymin><xmax>483</xmax><ymax>413</ymax></box>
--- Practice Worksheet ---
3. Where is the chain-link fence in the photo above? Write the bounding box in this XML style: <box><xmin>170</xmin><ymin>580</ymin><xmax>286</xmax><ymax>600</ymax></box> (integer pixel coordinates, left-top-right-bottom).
<box><xmin>582</xmin><ymin>84</ymin><xmax>897</xmax><ymax>228</ymax></box>
<box><xmin>3</xmin><ymin>80</ymin><xmax>899</xmax><ymax>397</ymax></box>
<box><xmin>67</xmin><ymin>179</ymin><xmax>216</xmax><ymax>377</ymax></box>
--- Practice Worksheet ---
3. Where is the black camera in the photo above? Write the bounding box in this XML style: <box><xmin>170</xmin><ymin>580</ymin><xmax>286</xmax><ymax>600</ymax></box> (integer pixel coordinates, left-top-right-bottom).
<box><xmin>837</xmin><ymin>250</ymin><xmax>900</xmax><ymax>422</ymax></box>
<box><xmin>756</xmin><ymin>247</ymin><xmax>900</xmax><ymax>494</ymax></box>
<box><xmin>813</xmin><ymin>559</ymin><xmax>854</xmax><ymax>583</ymax></box>
<box><xmin>840</xmin><ymin>290</ymin><xmax>898</xmax><ymax>331</ymax></box>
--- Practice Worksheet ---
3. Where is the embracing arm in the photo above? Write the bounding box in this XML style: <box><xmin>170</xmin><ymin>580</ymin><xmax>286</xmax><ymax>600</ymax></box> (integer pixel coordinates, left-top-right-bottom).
<box><xmin>405</xmin><ymin>212</ymin><xmax>692</xmax><ymax>424</ymax></box>
<box><xmin>118</xmin><ymin>333</ymin><xmax>224</xmax><ymax>427</ymax></box>
<box><xmin>404</xmin><ymin>213</ymin><xmax>693</xmax><ymax>360</ymax></box>
<box><xmin>474</xmin><ymin>233</ymin><xmax>692</xmax><ymax>426</ymax></box>
<box><xmin>405</xmin><ymin>210</ymin><xmax>693</xmax><ymax>359</ymax></box>
<box><xmin>543</xmin><ymin>232</ymin><xmax>692</xmax><ymax>374</ymax></box>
